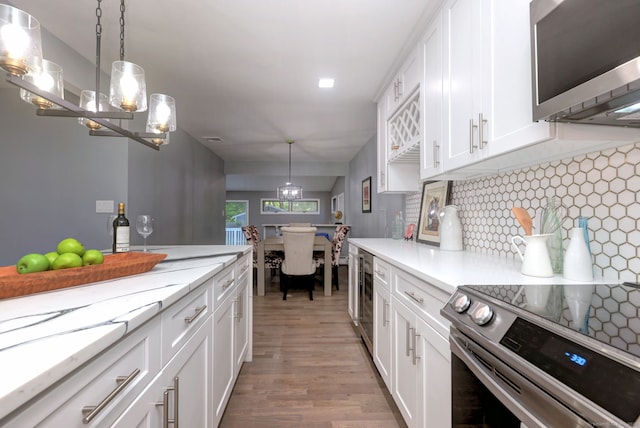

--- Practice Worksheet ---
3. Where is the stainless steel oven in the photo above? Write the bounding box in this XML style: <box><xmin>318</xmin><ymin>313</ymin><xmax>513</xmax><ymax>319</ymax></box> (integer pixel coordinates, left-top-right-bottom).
<box><xmin>357</xmin><ymin>249</ymin><xmax>374</xmax><ymax>355</ymax></box>
<box><xmin>442</xmin><ymin>284</ymin><xmax>640</xmax><ymax>427</ymax></box>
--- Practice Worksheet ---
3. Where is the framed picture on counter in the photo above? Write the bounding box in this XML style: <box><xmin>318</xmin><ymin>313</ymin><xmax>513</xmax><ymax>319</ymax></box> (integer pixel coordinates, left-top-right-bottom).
<box><xmin>362</xmin><ymin>176</ymin><xmax>372</xmax><ymax>213</ymax></box>
<box><xmin>416</xmin><ymin>180</ymin><xmax>452</xmax><ymax>246</ymax></box>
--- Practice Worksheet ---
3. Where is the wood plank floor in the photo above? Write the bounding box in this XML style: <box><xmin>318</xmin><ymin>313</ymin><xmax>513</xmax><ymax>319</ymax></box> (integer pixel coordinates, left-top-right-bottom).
<box><xmin>220</xmin><ymin>266</ymin><xmax>406</xmax><ymax>427</ymax></box>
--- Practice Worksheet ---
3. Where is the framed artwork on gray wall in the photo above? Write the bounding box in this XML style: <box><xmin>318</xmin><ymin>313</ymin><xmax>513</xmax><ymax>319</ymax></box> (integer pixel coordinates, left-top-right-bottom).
<box><xmin>362</xmin><ymin>177</ymin><xmax>372</xmax><ymax>213</ymax></box>
<box><xmin>417</xmin><ymin>180</ymin><xmax>451</xmax><ymax>246</ymax></box>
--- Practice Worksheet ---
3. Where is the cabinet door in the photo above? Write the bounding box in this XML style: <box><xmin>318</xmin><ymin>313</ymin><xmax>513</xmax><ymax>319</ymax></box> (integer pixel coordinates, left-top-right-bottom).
<box><xmin>391</xmin><ymin>297</ymin><xmax>419</xmax><ymax>427</ymax></box>
<box><xmin>400</xmin><ymin>46</ymin><xmax>422</xmax><ymax>103</ymax></box>
<box><xmin>443</xmin><ymin>0</ymin><xmax>484</xmax><ymax>171</ymax></box>
<box><xmin>348</xmin><ymin>250</ymin><xmax>359</xmax><ymax>323</ymax></box>
<box><xmin>213</xmin><ymin>294</ymin><xmax>235</xmax><ymax>426</ymax></box>
<box><xmin>113</xmin><ymin>317</ymin><xmax>213</xmax><ymax>428</ymax></box>
<box><xmin>377</xmin><ymin>101</ymin><xmax>388</xmax><ymax>193</ymax></box>
<box><xmin>234</xmin><ymin>276</ymin><xmax>250</xmax><ymax>373</ymax></box>
<box><xmin>417</xmin><ymin>317</ymin><xmax>451</xmax><ymax>428</ymax></box>
<box><xmin>421</xmin><ymin>9</ymin><xmax>444</xmax><ymax>179</ymax></box>
<box><xmin>373</xmin><ymin>281</ymin><xmax>392</xmax><ymax>389</ymax></box>
<box><xmin>483</xmin><ymin>0</ymin><xmax>553</xmax><ymax>157</ymax></box>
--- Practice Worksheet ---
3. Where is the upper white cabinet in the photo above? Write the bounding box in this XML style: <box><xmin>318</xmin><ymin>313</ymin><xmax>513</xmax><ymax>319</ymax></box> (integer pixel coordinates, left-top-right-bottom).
<box><xmin>420</xmin><ymin>8</ymin><xmax>444</xmax><ymax>178</ymax></box>
<box><xmin>441</xmin><ymin>0</ymin><xmax>553</xmax><ymax>173</ymax></box>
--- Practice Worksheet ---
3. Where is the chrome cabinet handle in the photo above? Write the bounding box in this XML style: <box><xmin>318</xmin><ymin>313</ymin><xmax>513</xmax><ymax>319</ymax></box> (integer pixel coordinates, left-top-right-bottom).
<box><xmin>479</xmin><ymin>113</ymin><xmax>487</xmax><ymax>149</ymax></box>
<box><xmin>406</xmin><ymin>322</ymin><xmax>411</xmax><ymax>357</ymax></box>
<box><xmin>383</xmin><ymin>299</ymin><xmax>389</xmax><ymax>327</ymax></box>
<box><xmin>404</xmin><ymin>290</ymin><xmax>424</xmax><ymax>304</ymax></box>
<box><xmin>240</xmin><ymin>264</ymin><xmax>249</xmax><ymax>273</ymax></box>
<box><xmin>412</xmin><ymin>330</ymin><xmax>421</xmax><ymax>365</ymax></box>
<box><xmin>234</xmin><ymin>294</ymin><xmax>243</xmax><ymax>321</ymax></box>
<box><xmin>433</xmin><ymin>140</ymin><xmax>440</xmax><ymax>168</ymax></box>
<box><xmin>374</xmin><ymin>269</ymin><xmax>385</xmax><ymax>279</ymax></box>
<box><xmin>157</xmin><ymin>377</ymin><xmax>180</xmax><ymax>428</ymax></box>
<box><xmin>184</xmin><ymin>305</ymin><xmax>207</xmax><ymax>324</ymax></box>
<box><xmin>397</xmin><ymin>77</ymin><xmax>403</xmax><ymax>99</ymax></box>
<box><xmin>222</xmin><ymin>278</ymin><xmax>234</xmax><ymax>289</ymax></box>
<box><xmin>82</xmin><ymin>368</ymin><xmax>140</xmax><ymax>423</ymax></box>
<box><xmin>408</xmin><ymin>326</ymin><xmax>415</xmax><ymax>359</ymax></box>
<box><xmin>469</xmin><ymin>118</ymin><xmax>478</xmax><ymax>153</ymax></box>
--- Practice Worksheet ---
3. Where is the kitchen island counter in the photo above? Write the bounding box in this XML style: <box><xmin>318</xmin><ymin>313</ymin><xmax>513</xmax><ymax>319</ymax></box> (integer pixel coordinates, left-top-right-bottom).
<box><xmin>0</xmin><ymin>245</ymin><xmax>250</xmax><ymax>421</ymax></box>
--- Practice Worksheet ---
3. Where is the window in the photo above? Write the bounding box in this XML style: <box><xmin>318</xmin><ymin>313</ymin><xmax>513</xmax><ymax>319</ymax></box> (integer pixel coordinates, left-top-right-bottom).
<box><xmin>260</xmin><ymin>199</ymin><xmax>320</xmax><ymax>214</ymax></box>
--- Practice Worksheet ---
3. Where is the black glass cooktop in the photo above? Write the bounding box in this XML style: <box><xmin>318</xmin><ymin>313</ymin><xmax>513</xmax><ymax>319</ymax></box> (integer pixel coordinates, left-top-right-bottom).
<box><xmin>464</xmin><ymin>283</ymin><xmax>640</xmax><ymax>359</ymax></box>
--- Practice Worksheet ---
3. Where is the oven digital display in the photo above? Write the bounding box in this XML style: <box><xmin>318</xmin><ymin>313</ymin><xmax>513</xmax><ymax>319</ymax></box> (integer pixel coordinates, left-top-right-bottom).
<box><xmin>539</xmin><ymin>336</ymin><xmax>590</xmax><ymax>374</ymax></box>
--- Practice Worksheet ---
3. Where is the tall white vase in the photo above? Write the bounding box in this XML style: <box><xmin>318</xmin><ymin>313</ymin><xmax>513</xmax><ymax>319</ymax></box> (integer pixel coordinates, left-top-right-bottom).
<box><xmin>563</xmin><ymin>227</ymin><xmax>593</xmax><ymax>282</ymax></box>
<box><xmin>440</xmin><ymin>205</ymin><xmax>463</xmax><ymax>251</ymax></box>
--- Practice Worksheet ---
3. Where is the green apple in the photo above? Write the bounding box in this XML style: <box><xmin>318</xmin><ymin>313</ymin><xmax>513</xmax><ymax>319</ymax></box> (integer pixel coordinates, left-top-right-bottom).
<box><xmin>16</xmin><ymin>253</ymin><xmax>50</xmax><ymax>274</ymax></box>
<box><xmin>82</xmin><ymin>249</ymin><xmax>104</xmax><ymax>266</ymax></box>
<box><xmin>56</xmin><ymin>238</ymin><xmax>85</xmax><ymax>257</ymax></box>
<box><xmin>51</xmin><ymin>253</ymin><xmax>83</xmax><ymax>270</ymax></box>
<box><xmin>44</xmin><ymin>251</ymin><xmax>59</xmax><ymax>267</ymax></box>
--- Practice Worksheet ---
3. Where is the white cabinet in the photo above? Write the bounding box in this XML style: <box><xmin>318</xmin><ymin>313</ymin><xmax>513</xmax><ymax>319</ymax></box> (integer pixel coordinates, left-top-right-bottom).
<box><xmin>2</xmin><ymin>252</ymin><xmax>252</xmax><ymax>428</ymax></box>
<box><xmin>377</xmin><ymin>46</ymin><xmax>422</xmax><ymax>194</ymax></box>
<box><xmin>391</xmin><ymin>267</ymin><xmax>451</xmax><ymax>428</ymax></box>
<box><xmin>441</xmin><ymin>0</ymin><xmax>553</xmax><ymax>173</ymax></box>
<box><xmin>373</xmin><ymin>258</ymin><xmax>392</xmax><ymax>389</ymax></box>
<box><xmin>213</xmin><ymin>255</ymin><xmax>252</xmax><ymax>426</ymax></box>
<box><xmin>420</xmin><ymin>9</ymin><xmax>444</xmax><ymax>179</ymax></box>
<box><xmin>112</xmin><ymin>316</ymin><xmax>214</xmax><ymax>427</ymax></box>
<box><xmin>348</xmin><ymin>244</ymin><xmax>359</xmax><ymax>323</ymax></box>
<box><xmin>1</xmin><ymin>319</ymin><xmax>162</xmax><ymax>428</ymax></box>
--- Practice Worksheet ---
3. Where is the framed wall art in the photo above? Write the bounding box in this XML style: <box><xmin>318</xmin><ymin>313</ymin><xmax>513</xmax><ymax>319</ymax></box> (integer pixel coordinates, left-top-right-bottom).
<box><xmin>416</xmin><ymin>180</ymin><xmax>452</xmax><ymax>246</ymax></box>
<box><xmin>362</xmin><ymin>176</ymin><xmax>372</xmax><ymax>213</ymax></box>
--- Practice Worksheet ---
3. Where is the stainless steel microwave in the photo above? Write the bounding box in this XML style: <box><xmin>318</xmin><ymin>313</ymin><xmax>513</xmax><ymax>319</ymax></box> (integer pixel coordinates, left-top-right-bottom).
<box><xmin>531</xmin><ymin>0</ymin><xmax>640</xmax><ymax>127</ymax></box>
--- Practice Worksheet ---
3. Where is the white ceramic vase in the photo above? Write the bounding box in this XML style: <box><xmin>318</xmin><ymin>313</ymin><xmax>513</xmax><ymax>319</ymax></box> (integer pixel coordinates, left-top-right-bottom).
<box><xmin>563</xmin><ymin>227</ymin><xmax>593</xmax><ymax>282</ymax></box>
<box><xmin>440</xmin><ymin>205</ymin><xmax>463</xmax><ymax>251</ymax></box>
<box><xmin>511</xmin><ymin>234</ymin><xmax>554</xmax><ymax>278</ymax></box>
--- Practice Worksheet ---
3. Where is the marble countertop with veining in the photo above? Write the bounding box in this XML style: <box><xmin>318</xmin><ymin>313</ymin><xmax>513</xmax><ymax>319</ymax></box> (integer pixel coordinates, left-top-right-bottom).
<box><xmin>0</xmin><ymin>245</ymin><xmax>250</xmax><ymax>420</ymax></box>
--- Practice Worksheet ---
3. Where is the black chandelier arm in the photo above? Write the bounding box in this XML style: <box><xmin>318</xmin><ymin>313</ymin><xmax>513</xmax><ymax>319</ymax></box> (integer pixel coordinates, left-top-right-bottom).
<box><xmin>6</xmin><ymin>74</ymin><xmax>160</xmax><ymax>151</ymax></box>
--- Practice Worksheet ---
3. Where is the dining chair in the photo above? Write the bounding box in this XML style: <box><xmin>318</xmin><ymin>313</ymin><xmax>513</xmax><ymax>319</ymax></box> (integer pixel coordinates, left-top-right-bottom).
<box><xmin>241</xmin><ymin>225</ymin><xmax>283</xmax><ymax>283</ymax></box>
<box><xmin>314</xmin><ymin>225</ymin><xmax>351</xmax><ymax>290</ymax></box>
<box><xmin>280</xmin><ymin>226</ymin><xmax>317</xmax><ymax>300</ymax></box>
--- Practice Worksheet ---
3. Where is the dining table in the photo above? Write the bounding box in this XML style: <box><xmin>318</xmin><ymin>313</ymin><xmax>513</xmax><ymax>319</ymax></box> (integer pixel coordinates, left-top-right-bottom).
<box><xmin>256</xmin><ymin>235</ymin><xmax>332</xmax><ymax>296</ymax></box>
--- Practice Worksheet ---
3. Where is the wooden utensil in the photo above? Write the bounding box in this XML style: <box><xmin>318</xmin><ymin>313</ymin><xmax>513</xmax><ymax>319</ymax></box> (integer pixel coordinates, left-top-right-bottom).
<box><xmin>512</xmin><ymin>207</ymin><xmax>533</xmax><ymax>236</ymax></box>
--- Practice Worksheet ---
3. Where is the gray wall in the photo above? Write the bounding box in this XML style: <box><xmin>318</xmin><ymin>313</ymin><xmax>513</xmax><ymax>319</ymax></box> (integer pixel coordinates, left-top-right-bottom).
<box><xmin>348</xmin><ymin>135</ymin><xmax>404</xmax><ymax>238</ymax></box>
<box><xmin>0</xmin><ymin>93</ymin><xmax>225</xmax><ymax>266</ymax></box>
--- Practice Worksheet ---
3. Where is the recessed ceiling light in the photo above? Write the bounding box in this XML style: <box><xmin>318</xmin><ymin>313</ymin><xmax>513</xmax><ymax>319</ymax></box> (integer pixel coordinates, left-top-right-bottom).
<box><xmin>318</xmin><ymin>78</ymin><xmax>335</xmax><ymax>89</ymax></box>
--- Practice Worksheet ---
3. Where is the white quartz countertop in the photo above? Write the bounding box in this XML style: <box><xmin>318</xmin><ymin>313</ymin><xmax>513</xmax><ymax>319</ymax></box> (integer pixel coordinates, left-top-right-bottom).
<box><xmin>348</xmin><ymin>238</ymin><xmax>607</xmax><ymax>295</ymax></box>
<box><xmin>0</xmin><ymin>245</ymin><xmax>250</xmax><ymax>420</ymax></box>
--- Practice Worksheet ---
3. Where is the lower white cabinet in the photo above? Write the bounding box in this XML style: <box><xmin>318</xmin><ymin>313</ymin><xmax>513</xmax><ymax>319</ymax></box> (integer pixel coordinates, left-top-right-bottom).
<box><xmin>112</xmin><ymin>316</ymin><xmax>213</xmax><ymax>427</ymax></box>
<box><xmin>373</xmin><ymin>259</ymin><xmax>392</xmax><ymax>389</ymax></box>
<box><xmin>2</xmin><ymin>252</ymin><xmax>252</xmax><ymax>428</ymax></box>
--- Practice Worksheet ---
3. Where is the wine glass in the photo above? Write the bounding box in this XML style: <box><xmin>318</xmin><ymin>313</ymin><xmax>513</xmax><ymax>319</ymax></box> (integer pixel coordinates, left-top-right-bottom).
<box><xmin>136</xmin><ymin>215</ymin><xmax>154</xmax><ymax>252</ymax></box>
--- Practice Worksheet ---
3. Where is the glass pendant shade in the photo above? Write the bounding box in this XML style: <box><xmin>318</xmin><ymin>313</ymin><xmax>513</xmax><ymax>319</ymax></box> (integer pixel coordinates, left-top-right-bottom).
<box><xmin>146</xmin><ymin>93</ymin><xmax>176</xmax><ymax>133</ymax></box>
<box><xmin>20</xmin><ymin>59</ymin><xmax>64</xmax><ymax>109</ymax></box>
<box><xmin>78</xmin><ymin>90</ymin><xmax>109</xmax><ymax>130</ymax></box>
<box><xmin>109</xmin><ymin>60</ymin><xmax>147</xmax><ymax>112</ymax></box>
<box><xmin>146</xmin><ymin>122</ymin><xmax>170</xmax><ymax>146</ymax></box>
<box><xmin>277</xmin><ymin>183</ymin><xmax>303</xmax><ymax>200</ymax></box>
<box><xmin>0</xmin><ymin>4</ymin><xmax>42</xmax><ymax>76</ymax></box>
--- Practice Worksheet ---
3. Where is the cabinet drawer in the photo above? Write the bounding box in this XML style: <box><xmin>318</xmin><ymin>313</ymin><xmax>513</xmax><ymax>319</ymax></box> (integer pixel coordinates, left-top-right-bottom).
<box><xmin>393</xmin><ymin>269</ymin><xmax>450</xmax><ymax>337</ymax></box>
<box><xmin>236</xmin><ymin>253</ymin><xmax>251</xmax><ymax>281</ymax></box>
<box><xmin>373</xmin><ymin>257</ymin><xmax>391</xmax><ymax>289</ymax></box>
<box><xmin>3</xmin><ymin>321</ymin><xmax>161</xmax><ymax>428</ymax></box>
<box><xmin>213</xmin><ymin>264</ymin><xmax>236</xmax><ymax>310</ymax></box>
<box><xmin>161</xmin><ymin>282</ymin><xmax>211</xmax><ymax>363</ymax></box>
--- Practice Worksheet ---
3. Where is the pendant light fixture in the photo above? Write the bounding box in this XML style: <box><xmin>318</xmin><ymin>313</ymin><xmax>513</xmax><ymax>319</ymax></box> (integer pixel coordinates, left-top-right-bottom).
<box><xmin>1</xmin><ymin>1</ymin><xmax>176</xmax><ymax>150</ymax></box>
<box><xmin>277</xmin><ymin>140</ymin><xmax>303</xmax><ymax>201</ymax></box>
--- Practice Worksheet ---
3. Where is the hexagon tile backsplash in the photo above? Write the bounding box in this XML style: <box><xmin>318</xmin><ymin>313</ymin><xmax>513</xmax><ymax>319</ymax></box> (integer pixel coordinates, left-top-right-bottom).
<box><xmin>406</xmin><ymin>142</ymin><xmax>640</xmax><ymax>283</ymax></box>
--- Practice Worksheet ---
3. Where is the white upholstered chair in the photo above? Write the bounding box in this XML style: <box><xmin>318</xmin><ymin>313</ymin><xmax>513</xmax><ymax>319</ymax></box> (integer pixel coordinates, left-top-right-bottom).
<box><xmin>280</xmin><ymin>226</ymin><xmax>317</xmax><ymax>300</ymax></box>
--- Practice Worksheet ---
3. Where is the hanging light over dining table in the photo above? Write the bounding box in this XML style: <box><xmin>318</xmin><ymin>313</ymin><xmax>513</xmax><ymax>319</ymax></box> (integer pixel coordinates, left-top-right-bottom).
<box><xmin>277</xmin><ymin>140</ymin><xmax>303</xmax><ymax>201</ymax></box>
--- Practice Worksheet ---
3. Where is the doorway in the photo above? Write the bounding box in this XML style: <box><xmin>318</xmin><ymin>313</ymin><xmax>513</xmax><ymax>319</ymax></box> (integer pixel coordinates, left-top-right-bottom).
<box><xmin>225</xmin><ymin>200</ymin><xmax>248</xmax><ymax>245</ymax></box>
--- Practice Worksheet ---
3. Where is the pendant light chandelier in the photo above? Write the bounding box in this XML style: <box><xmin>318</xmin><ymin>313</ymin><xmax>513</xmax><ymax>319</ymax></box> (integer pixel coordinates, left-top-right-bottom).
<box><xmin>277</xmin><ymin>140</ymin><xmax>303</xmax><ymax>201</ymax></box>
<box><xmin>0</xmin><ymin>1</ymin><xmax>176</xmax><ymax>150</ymax></box>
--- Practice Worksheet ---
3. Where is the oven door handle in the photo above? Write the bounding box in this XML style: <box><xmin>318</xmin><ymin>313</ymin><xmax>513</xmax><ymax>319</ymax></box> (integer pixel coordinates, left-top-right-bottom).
<box><xmin>449</xmin><ymin>331</ymin><xmax>593</xmax><ymax>428</ymax></box>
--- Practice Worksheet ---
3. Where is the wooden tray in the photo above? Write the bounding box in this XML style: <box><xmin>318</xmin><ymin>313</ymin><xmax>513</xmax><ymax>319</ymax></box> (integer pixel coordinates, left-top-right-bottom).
<box><xmin>0</xmin><ymin>252</ymin><xmax>167</xmax><ymax>300</ymax></box>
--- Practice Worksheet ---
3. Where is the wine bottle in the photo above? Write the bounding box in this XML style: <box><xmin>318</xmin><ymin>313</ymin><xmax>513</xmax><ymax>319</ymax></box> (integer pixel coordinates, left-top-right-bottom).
<box><xmin>112</xmin><ymin>202</ymin><xmax>130</xmax><ymax>253</ymax></box>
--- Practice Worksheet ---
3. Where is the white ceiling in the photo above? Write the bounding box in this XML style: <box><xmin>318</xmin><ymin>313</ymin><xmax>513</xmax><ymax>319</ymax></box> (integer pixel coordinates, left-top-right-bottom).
<box><xmin>10</xmin><ymin>0</ymin><xmax>437</xmax><ymax>191</ymax></box>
